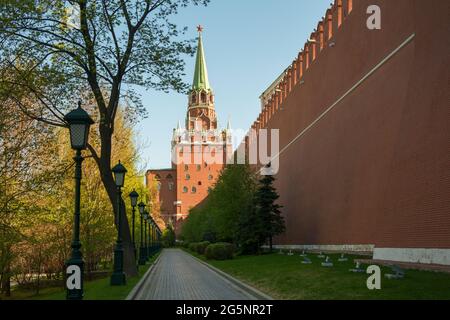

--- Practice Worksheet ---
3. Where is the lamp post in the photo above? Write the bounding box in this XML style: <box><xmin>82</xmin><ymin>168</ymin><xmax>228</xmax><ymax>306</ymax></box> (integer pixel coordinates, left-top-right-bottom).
<box><xmin>158</xmin><ymin>228</ymin><xmax>161</xmax><ymax>249</ymax></box>
<box><xmin>110</xmin><ymin>161</ymin><xmax>127</xmax><ymax>286</ymax></box>
<box><xmin>143</xmin><ymin>210</ymin><xmax>149</xmax><ymax>261</ymax></box>
<box><xmin>138</xmin><ymin>202</ymin><xmax>146</xmax><ymax>265</ymax></box>
<box><xmin>150</xmin><ymin>219</ymin><xmax>154</xmax><ymax>255</ymax></box>
<box><xmin>129</xmin><ymin>190</ymin><xmax>139</xmax><ymax>262</ymax></box>
<box><xmin>64</xmin><ymin>102</ymin><xmax>94</xmax><ymax>300</ymax></box>
<box><xmin>149</xmin><ymin>218</ymin><xmax>154</xmax><ymax>256</ymax></box>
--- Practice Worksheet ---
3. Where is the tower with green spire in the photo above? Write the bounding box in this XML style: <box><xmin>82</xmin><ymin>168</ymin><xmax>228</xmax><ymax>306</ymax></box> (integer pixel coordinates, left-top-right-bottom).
<box><xmin>186</xmin><ymin>25</ymin><xmax>217</xmax><ymax>131</ymax></box>
<box><xmin>157</xmin><ymin>26</ymin><xmax>233</xmax><ymax>235</ymax></box>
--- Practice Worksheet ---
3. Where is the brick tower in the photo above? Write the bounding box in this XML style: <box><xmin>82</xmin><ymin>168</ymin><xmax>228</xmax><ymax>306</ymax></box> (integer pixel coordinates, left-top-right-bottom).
<box><xmin>147</xmin><ymin>26</ymin><xmax>232</xmax><ymax>234</ymax></box>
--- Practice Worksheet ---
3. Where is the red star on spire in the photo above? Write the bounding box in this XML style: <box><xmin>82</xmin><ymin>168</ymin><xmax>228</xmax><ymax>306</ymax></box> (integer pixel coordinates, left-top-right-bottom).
<box><xmin>197</xmin><ymin>25</ymin><xmax>203</xmax><ymax>33</ymax></box>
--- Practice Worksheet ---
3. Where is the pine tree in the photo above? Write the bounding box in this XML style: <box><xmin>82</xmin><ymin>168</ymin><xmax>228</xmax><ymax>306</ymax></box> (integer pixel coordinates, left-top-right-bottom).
<box><xmin>255</xmin><ymin>174</ymin><xmax>285</xmax><ymax>252</ymax></box>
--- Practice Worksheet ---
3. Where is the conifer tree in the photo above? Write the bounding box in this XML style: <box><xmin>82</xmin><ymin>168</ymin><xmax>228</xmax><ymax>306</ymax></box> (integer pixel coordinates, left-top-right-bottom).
<box><xmin>255</xmin><ymin>174</ymin><xmax>285</xmax><ymax>252</ymax></box>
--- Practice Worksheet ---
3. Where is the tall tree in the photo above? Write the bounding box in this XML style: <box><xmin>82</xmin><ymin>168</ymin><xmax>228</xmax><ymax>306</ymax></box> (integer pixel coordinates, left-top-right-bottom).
<box><xmin>0</xmin><ymin>0</ymin><xmax>209</xmax><ymax>275</ymax></box>
<box><xmin>255</xmin><ymin>174</ymin><xmax>285</xmax><ymax>252</ymax></box>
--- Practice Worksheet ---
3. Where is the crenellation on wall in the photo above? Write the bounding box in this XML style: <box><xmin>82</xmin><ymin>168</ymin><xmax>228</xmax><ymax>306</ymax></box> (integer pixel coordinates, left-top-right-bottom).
<box><xmin>257</xmin><ymin>0</ymin><xmax>355</xmax><ymax>125</ymax></box>
<box><xmin>336</xmin><ymin>0</ymin><xmax>343</xmax><ymax>27</ymax></box>
<box><xmin>318</xmin><ymin>21</ymin><xmax>324</xmax><ymax>51</ymax></box>
<box><xmin>325</xmin><ymin>9</ymin><xmax>333</xmax><ymax>41</ymax></box>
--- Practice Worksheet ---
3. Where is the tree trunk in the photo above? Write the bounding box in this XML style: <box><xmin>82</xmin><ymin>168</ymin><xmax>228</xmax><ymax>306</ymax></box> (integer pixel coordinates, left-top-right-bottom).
<box><xmin>2</xmin><ymin>265</ymin><xmax>11</xmax><ymax>297</ymax></box>
<box><xmin>97</xmin><ymin>128</ymin><xmax>137</xmax><ymax>277</ymax></box>
<box><xmin>269</xmin><ymin>237</ymin><xmax>273</xmax><ymax>252</ymax></box>
<box><xmin>36</xmin><ymin>247</ymin><xmax>42</xmax><ymax>295</ymax></box>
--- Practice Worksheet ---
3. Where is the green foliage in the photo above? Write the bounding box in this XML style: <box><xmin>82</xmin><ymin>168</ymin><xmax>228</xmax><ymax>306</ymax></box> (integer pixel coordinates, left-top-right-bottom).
<box><xmin>161</xmin><ymin>224</ymin><xmax>176</xmax><ymax>248</ymax></box>
<box><xmin>0</xmin><ymin>0</ymin><xmax>211</xmax><ymax>119</ymax></box>
<box><xmin>254</xmin><ymin>174</ymin><xmax>285</xmax><ymax>251</ymax></box>
<box><xmin>0</xmin><ymin>93</ymin><xmax>145</xmax><ymax>297</ymax></box>
<box><xmin>180</xmin><ymin>164</ymin><xmax>285</xmax><ymax>255</ymax></box>
<box><xmin>205</xmin><ymin>243</ymin><xmax>234</xmax><ymax>260</ymax></box>
<box><xmin>181</xmin><ymin>164</ymin><xmax>257</xmax><ymax>245</ymax></box>
<box><xmin>0</xmin><ymin>0</ymin><xmax>210</xmax><ymax>277</ymax></box>
<box><xmin>188</xmin><ymin>241</ymin><xmax>210</xmax><ymax>255</ymax></box>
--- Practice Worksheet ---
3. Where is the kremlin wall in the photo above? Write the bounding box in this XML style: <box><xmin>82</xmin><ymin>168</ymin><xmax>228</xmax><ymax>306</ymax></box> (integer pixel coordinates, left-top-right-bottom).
<box><xmin>244</xmin><ymin>0</ymin><xmax>450</xmax><ymax>265</ymax></box>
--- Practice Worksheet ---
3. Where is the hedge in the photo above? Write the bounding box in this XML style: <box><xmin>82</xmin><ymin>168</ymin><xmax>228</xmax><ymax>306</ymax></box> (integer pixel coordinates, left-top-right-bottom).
<box><xmin>205</xmin><ymin>243</ymin><xmax>234</xmax><ymax>260</ymax></box>
<box><xmin>188</xmin><ymin>241</ymin><xmax>210</xmax><ymax>255</ymax></box>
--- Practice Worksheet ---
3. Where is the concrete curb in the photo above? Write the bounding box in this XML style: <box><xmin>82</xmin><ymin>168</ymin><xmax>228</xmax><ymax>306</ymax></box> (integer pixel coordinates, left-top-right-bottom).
<box><xmin>188</xmin><ymin>252</ymin><xmax>274</xmax><ymax>301</ymax></box>
<box><xmin>125</xmin><ymin>253</ymin><xmax>161</xmax><ymax>300</ymax></box>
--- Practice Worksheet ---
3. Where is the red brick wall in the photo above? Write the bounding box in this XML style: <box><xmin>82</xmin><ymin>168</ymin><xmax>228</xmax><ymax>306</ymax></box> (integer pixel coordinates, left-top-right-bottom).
<box><xmin>175</xmin><ymin>145</ymin><xmax>226</xmax><ymax>219</ymax></box>
<box><xmin>147</xmin><ymin>169</ymin><xmax>177</xmax><ymax>223</ymax></box>
<box><xmin>252</xmin><ymin>0</ymin><xmax>450</xmax><ymax>249</ymax></box>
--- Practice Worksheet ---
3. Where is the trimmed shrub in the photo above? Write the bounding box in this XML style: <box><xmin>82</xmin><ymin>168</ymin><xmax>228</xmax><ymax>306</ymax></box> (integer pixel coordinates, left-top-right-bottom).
<box><xmin>188</xmin><ymin>242</ymin><xmax>198</xmax><ymax>252</ymax></box>
<box><xmin>205</xmin><ymin>243</ymin><xmax>234</xmax><ymax>260</ymax></box>
<box><xmin>188</xmin><ymin>241</ymin><xmax>210</xmax><ymax>255</ymax></box>
<box><xmin>196</xmin><ymin>241</ymin><xmax>210</xmax><ymax>255</ymax></box>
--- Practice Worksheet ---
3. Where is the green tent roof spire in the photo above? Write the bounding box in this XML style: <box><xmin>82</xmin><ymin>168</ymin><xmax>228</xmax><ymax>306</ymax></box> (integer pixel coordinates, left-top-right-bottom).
<box><xmin>192</xmin><ymin>25</ymin><xmax>211</xmax><ymax>91</ymax></box>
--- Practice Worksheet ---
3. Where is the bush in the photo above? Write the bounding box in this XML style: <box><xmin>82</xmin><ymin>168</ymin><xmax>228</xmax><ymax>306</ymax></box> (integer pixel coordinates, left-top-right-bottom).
<box><xmin>196</xmin><ymin>241</ymin><xmax>210</xmax><ymax>255</ymax></box>
<box><xmin>188</xmin><ymin>241</ymin><xmax>210</xmax><ymax>255</ymax></box>
<box><xmin>205</xmin><ymin>243</ymin><xmax>234</xmax><ymax>260</ymax></box>
<box><xmin>188</xmin><ymin>242</ymin><xmax>198</xmax><ymax>252</ymax></box>
<box><xmin>161</xmin><ymin>225</ymin><xmax>176</xmax><ymax>248</ymax></box>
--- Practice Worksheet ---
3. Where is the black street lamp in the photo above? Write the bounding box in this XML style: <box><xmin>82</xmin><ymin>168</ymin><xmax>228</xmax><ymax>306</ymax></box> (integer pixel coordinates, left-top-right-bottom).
<box><xmin>64</xmin><ymin>102</ymin><xmax>94</xmax><ymax>300</ymax></box>
<box><xmin>129</xmin><ymin>190</ymin><xmax>139</xmax><ymax>262</ymax></box>
<box><xmin>111</xmin><ymin>161</ymin><xmax>127</xmax><ymax>286</ymax></box>
<box><xmin>150</xmin><ymin>217</ymin><xmax>155</xmax><ymax>255</ymax></box>
<box><xmin>149</xmin><ymin>217</ymin><xmax>155</xmax><ymax>256</ymax></box>
<box><xmin>138</xmin><ymin>202</ymin><xmax>146</xmax><ymax>265</ymax></box>
<box><xmin>143</xmin><ymin>210</ymin><xmax>149</xmax><ymax>261</ymax></box>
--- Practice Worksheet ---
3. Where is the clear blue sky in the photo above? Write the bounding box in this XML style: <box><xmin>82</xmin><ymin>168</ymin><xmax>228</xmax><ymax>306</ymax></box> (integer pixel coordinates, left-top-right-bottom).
<box><xmin>135</xmin><ymin>0</ymin><xmax>330</xmax><ymax>170</ymax></box>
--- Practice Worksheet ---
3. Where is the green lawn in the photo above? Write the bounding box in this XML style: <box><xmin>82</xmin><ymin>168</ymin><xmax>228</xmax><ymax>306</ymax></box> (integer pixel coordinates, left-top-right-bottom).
<box><xmin>5</xmin><ymin>253</ymin><xmax>159</xmax><ymax>300</ymax></box>
<box><xmin>188</xmin><ymin>250</ymin><xmax>450</xmax><ymax>300</ymax></box>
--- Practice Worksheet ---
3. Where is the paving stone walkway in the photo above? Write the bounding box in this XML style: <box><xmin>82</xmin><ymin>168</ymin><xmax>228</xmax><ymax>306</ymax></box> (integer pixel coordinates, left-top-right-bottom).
<box><xmin>133</xmin><ymin>249</ymin><xmax>258</xmax><ymax>300</ymax></box>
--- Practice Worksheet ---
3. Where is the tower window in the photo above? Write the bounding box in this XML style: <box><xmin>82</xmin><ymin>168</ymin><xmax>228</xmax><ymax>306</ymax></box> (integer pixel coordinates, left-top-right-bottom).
<box><xmin>191</xmin><ymin>93</ymin><xmax>197</xmax><ymax>104</ymax></box>
<box><xmin>185</xmin><ymin>174</ymin><xmax>190</xmax><ymax>180</ymax></box>
<box><xmin>201</xmin><ymin>92</ymin><xmax>207</xmax><ymax>103</ymax></box>
<box><xmin>183</xmin><ymin>186</ymin><xmax>188</xmax><ymax>193</ymax></box>
<box><xmin>196</xmin><ymin>164</ymin><xmax>201</xmax><ymax>171</ymax></box>
<box><xmin>192</xmin><ymin>187</ymin><xmax>197</xmax><ymax>194</ymax></box>
<box><xmin>208</xmin><ymin>175</ymin><xmax>213</xmax><ymax>181</ymax></box>
<box><xmin>184</xmin><ymin>165</ymin><xmax>189</xmax><ymax>171</ymax></box>
<box><xmin>198</xmin><ymin>181</ymin><xmax>202</xmax><ymax>186</ymax></box>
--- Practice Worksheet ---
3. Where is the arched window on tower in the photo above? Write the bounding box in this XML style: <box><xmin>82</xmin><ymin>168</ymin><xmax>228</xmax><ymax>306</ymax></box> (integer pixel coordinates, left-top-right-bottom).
<box><xmin>192</xmin><ymin>186</ymin><xmax>197</xmax><ymax>194</ymax></box>
<box><xmin>201</xmin><ymin>91</ymin><xmax>207</xmax><ymax>103</ymax></box>
<box><xmin>183</xmin><ymin>186</ymin><xmax>188</xmax><ymax>193</ymax></box>
<box><xmin>191</xmin><ymin>93</ymin><xmax>197</xmax><ymax>104</ymax></box>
